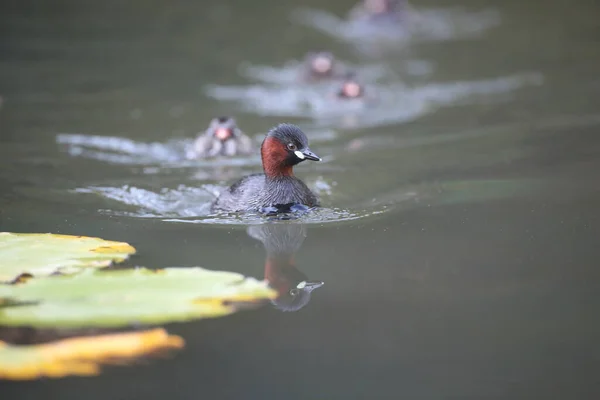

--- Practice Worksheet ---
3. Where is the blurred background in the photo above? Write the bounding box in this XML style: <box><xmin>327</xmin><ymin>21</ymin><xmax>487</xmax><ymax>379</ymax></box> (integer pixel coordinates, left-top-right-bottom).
<box><xmin>1</xmin><ymin>0</ymin><xmax>600</xmax><ymax>399</ymax></box>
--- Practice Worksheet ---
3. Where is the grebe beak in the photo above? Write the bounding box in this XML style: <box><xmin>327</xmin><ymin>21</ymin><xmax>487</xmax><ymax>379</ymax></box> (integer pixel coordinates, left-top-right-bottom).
<box><xmin>297</xmin><ymin>280</ymin><xmax>324</xmax><ymax>292</ymax></box>
<box><xmin>296</xmin><ymin>148</ymin><xmax>321</xmax><ymax>161</ymax></box>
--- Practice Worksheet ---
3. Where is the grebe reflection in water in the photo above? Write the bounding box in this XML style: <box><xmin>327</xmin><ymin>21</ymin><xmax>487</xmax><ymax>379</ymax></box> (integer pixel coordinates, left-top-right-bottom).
<box><xmin>247</xmin><ymin>223</ymin><xmax>323</xmax><ymax>312</ymax></box>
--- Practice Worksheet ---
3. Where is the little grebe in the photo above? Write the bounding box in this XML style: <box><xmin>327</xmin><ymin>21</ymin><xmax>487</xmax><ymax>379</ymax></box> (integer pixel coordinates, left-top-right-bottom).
<box><xmin>211</xmin><ymin>123</ymin><xmax>321</xmax><ymax>213</ymax></box>
<box><xmin>188</xmin><ymin>116</ymin><xmax>253</xmax><ymax>159</ymax></box>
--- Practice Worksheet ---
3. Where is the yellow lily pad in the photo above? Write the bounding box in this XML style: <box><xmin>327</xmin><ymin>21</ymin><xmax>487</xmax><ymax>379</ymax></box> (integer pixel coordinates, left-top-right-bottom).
<box><xmin>0</xmin><ymin>267</ymin><xmax>276</xmax><ymax>328</ymax></box>
<box><xmin>0</xmin><ymin>232</ymin><xmax>136</xmax><ymax>282</ymax></box>
<box><xmin>0</xmin><ymin>328</ymin><xmax>184</xmax><ymax>380</ymax></box>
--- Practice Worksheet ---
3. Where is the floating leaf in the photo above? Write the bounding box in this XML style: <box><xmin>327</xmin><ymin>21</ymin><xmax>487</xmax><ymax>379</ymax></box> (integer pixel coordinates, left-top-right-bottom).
<box><xmin>0</xmin><ymin>232</ymin><xmax>136</xmax><ymax>282</ymax></box>
<box><xmin>0</xmin><ymin>267</ymin><xmax>276</xmax><ymax>328</ymax></box>
<box><xmin>0</xmin><ymin>328</ymin><xmax>183</xmax><ymax>380</ymax></box>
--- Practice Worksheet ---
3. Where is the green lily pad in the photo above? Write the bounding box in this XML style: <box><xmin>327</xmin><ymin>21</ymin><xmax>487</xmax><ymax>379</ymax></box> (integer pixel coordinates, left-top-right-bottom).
<box><xmin>0</xmin><ymin>267</ymin><xmax>276</xmax><ymax>328</ymax></box>
<box><xmin>0</xmin><ymin>233</ymin><xmax>136</xmax><ymax>282</ymax></box>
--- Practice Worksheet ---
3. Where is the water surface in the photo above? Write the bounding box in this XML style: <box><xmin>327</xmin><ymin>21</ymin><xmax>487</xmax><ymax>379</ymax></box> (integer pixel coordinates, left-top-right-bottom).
<box><xmin>1</xmin><ymin>0</ymin><xmax>600</xmax><ymax>399</ymax></box>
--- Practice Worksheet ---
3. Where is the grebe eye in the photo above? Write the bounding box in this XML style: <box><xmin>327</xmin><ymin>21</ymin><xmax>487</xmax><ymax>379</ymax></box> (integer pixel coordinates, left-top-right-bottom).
<box><xmin>287</xmin><ymin>143</ymin><xmax>297</xmax><ymax>151</ymax></box>
<box><xmin>289</xmin><ymin>288</ymin><xmax>300</xmax><ymax>296</ymax></box>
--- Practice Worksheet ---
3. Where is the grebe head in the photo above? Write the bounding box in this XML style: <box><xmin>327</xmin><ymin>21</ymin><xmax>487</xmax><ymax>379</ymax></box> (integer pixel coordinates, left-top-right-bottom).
<box><xmin>208</xmin><ymin>116</ymin><xmax>238</xmax><ymax>141</ymax></box>
<box><xmin>306</xmin><ymin>51</ymin><xmax>335</xmax><ymax>77</ymax></box>
<box><xmin>261</xmin><ymin>123</ymin><xmax>320</xmax><ymax>178</ymax></box>
<box><xmin>364</xmin><ymin>0</ymin><xmax>400</xmax><ymax>14</ymax></box>
<box><xmin>338</xmin><ymin>74</ymin><xmax>365</xmax><ymax>99</ymax></box>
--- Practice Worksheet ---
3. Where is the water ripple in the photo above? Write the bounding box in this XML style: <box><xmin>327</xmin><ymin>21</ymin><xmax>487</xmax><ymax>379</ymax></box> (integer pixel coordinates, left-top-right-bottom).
<box><xmin>72</xmin><ymin>183</ymin><xmax>384</xmax><ymax>225</ymax></box>
<box><xmin>291</xmin><ymin>6</ymin><xmax>501</xmax><ymax>53</ymax></box>
<box><xmin>206</xmin><ymin>73</ymin><xmax>543</xmax><ymax>129</ymax></box>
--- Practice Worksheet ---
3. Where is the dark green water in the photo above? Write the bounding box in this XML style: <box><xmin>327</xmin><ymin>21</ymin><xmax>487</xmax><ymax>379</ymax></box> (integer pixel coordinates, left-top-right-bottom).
<box><xmin>1</xmin><ymin>0</ymin><xmax>600</xmax><ymax>398</ymax></box>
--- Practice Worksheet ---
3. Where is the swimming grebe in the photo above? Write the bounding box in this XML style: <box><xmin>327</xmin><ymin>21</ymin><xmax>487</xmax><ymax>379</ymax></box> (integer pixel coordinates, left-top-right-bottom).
<box><xmin>211</xmin><ymin>123</ymin><xmax>321</xmax><ymax>212</ymax></box>
<box><xmin>187</xmin><ymin>116</ymin><xmax>253</xmax><ymax>159</ymax></box>
<box><xmin>349</xmin><ymin>0</ymin><xmax>406</xmax><ymax>22</ymax></box>
<box><xmin>337</xmin><ymin>74</ymin><xmax>366</xmax><ymax>99</ymax></box>
<box><xmin>301</xmin><ymin>51</ymin><xmax>338</xmax><ymax>81</ymax></box>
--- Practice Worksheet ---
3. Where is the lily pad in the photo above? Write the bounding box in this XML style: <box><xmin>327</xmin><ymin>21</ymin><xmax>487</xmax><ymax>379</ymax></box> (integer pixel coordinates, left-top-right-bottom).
<box><xmin>0</xmin><ymin>328</ymin><xmax>183</xmax><ymax>380</ymax></box>
<box><xmin>0</xmin><ymin>267</ymin><xmax>276</xmax><ymax>328</ymax></box>
<box><xmin>0</xmin><ymin>232</ymin><xmax>136</xmax><ymax>282</ymax></box>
